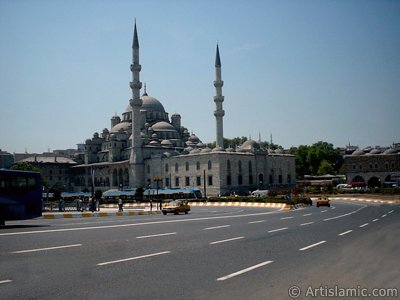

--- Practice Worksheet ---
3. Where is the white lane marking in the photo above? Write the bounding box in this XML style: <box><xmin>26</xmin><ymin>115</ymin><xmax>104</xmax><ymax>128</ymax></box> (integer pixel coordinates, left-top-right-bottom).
<box><xmin>216</xmin><ymin>260</ymin><xmax>273</xmax><ymax>281</ymax></box>
<box><xmin>302</xmin><ymin>213</ymin><xmax>312</xmax><ymax>216</ymax></box>
<box><xmin>280</xmin><ymin>217</ymin><xmax>294</xmax><ymax>220</ymax></box>
<box><xmin>381</xmin><ymin>214</ymin><xmax>387</xmax><ymax>218</ymax></box>
<box><xmin>268</xmin><ymin>227</ymin><xmax>288</xmax><ymax>233</ymax></box>
<box><xmin>320</xmin><ymin>210</ymin><xmax>328</xmax><ymax>213</ymax></box>
<box><xmin>12</xmin><ymin>244</ymin><xmax>82</xmax><ymax>254</ymax></box>
<box><xmin>323</xmin><ymin>206</ymin><xmax>366</xmax><ymax>221</ymax></box>
<box><xmin>97</xmin><ymin>251</ymin><xmax>171</xmax><ymax>266</ymax></box>
<box><xmin>210</xmin><ymin>237</ymin><xmax>244</xmax><ymax>245</ymax></box>
<box><xmin>372</xmin><ymin>218</ymin><xmax>379</xmax><ymax>222</ymax></box>
<box><xmin>299</xmin><ymin>240</ymin><xmax>326</xmax><ymax>251</ymax></box>
<box><xmin>0</xmin><ymin>210</ymin><xmax>281</xmax><ymax>237</ymax></box>
<box><xmin>203</xmin><ymin>225</ymin><xmax>231</xmax><ymax>230</ymax></box>
<box><xmin>248</xmin><ymin>220</ymin><xmax>266</xmax><ymax>224</ymax></box>
<box><xmin>388</xmin><ymin>210</ymin><xmax>394</xmax><ymax>214</ymax></box>
<box><xmin>0</xmin><ymin>279</ymin><xmax>12</xmax><ymax>284</ymax></box>
<box><xmin>136</xmin><ymin>232</ymin><xmax>176</xmax><ymax>239</ymax></box>
<box><xmin>300</xmin><ymin>222</ymin><xmax>314</xmax><ymax>226</ymax></box>
<box><xmin>338</xmin><ymin>230</ymin><xmax>353</xmax><ymax>236</ymax></box>
<box><xmin>359</xmin><ymin>223</ymin><xmax>369</xmax><ymax>228</ymax></box>
<box><xmin>331</xmin><ymin>206</ymin><xmax>336</xmax><ymax>209</ymax></box>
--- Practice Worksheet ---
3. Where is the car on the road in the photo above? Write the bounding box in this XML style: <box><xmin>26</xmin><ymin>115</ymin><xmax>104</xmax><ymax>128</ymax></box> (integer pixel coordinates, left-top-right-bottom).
<box><xmin>162</xmin><ymin>200</ymin><xmax>190</xmax><ymax>215</ymax></box>
<box><xmin>316</xmin><ymin>197</ymin><xmax>330</xmax><ymax>207</ymax></box>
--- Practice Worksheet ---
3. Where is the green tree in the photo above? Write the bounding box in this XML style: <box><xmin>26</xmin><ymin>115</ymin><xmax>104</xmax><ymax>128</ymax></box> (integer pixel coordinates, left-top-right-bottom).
<box><xmin>10</xmin><ymin>161</ymin><xmax>41</xmax><ymax>172</ymax></box>
<box><xmin>318</xmin><ymin>160</ymin><xmax>334</xmax><ymax>175</ymax></box>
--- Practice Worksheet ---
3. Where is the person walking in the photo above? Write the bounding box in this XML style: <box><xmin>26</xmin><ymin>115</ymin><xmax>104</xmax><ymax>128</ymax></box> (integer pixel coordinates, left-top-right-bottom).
<box><xmin>118</xmin><ymin>197</ymin><xmax>123</xmax><ymax>212</ymax></box>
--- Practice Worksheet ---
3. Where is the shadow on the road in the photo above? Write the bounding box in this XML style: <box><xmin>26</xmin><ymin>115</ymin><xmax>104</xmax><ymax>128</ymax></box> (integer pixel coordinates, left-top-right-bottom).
<box><xmin>0</xmin><ymin>224</ymin><xmax>50</xmax><ymax>230</ymax></box>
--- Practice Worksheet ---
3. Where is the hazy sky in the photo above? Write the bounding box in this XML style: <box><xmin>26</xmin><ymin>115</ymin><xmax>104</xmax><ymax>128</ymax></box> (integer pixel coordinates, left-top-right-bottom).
<box><xmin>1</xmin><ymin>0</ymin><xmax>399</xmax><ymax>154</ymax></box>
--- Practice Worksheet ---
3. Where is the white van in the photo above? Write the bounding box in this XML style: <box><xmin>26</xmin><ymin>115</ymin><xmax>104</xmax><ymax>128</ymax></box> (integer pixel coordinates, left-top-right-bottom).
<box><xmin>251</xmin><ymin>189</ymin><xmax>269</xmax><ymax>197</ymax></box>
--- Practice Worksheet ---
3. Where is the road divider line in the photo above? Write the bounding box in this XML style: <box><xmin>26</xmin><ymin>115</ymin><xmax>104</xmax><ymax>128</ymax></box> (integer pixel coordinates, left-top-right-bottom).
<box><xmin>12</xmin><ymin>244</ymin><xmax>82</xmax><ymax>254</ymax></box>
<box><xmin>388</xmin><ymin>210</ymin><xmax>394</xmax><ymax>214</ymax></box>
<box><xmin>338</xmin><ymin>230</ymin><xmax>353</xmax><ymax>236</ymax></box>
<box><xmin>359</xmin><ymin>223</ymin><xmax>369</xmax><ymax>228</ymax></box>
<box><xmin>300</xmin><ymin>222</ymin><xmax>314</xmax><ymax>226</ymax></box>
<box><xmin>372</xmin><ymin>218</ymin><xmax>379</xmax><ymax>222</ymax></box>
<box><xmin>210</xmin><ymin>237</ymin><xmax>244</xmax><ymax>245</ymax></box>
<box><xmin>216</xmin><ymin>260</ymin><xmax>273</xmax><ymax>281</ymax></box>
<box><xmin>280</xmin><ymin>217</ymin><xmax>294</xmax><ymax>220</ymax></box>
<box><xmin>268</xmin><ymin>227</ymin><xmax>288</xmax><ymax>233</ymax></box>
<box><xmin>248</xmin><ymin>220</ymin><xmax>266</xmax><ymax>224</ymax></box>
<box><xmin>381</xmin><ymin>214</ymin><xmax>387</xmax><ymax>218</ymax></box>
<box><xmin>0</xmin><ymin>279</ymin><xmax>12</xmax><ymax>284</ymax></box>
<box><xmin>320</xmin><ymin>210</ymin><xmax>328</xmax><ymax>213</ymax></box>
<box><xmin>136</xmin><ymin>232</ymin><xmax>176</xmax><ymax>239</ymax></box>
<box><xmin>97</xmin><ymin>251</ymin><xmax>171</xmax><ymax>266</ymax></box>
<box><xmin>302</xmin><ymin>213</ymin><xmax>312</xmax><ymax>216</ymax></box>
<box><xmin>323</xmin><ymin>206</ymin><xmax>366</xmax><ymax>221</ymax></box>
<box><xmin>203</xmin><ymin>225</ymin><xmax>231</xmax><ymax>230</ymax></box>
<box><xmin>299</xmin><ymin>240</ymin><xmax>326</xmax><ymax>251</ymax></box>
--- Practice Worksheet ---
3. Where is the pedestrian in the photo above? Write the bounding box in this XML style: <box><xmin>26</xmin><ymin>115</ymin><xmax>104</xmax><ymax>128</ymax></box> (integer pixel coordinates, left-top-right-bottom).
<box><xmin>118</xmin><ymin>197</ymin><xmax>123</xmax><ymax>212</ymax></box>
<box><xmin>149</xmin><ymin>199</ymin><xmax>153</xmax><ymax>211</ymax></box>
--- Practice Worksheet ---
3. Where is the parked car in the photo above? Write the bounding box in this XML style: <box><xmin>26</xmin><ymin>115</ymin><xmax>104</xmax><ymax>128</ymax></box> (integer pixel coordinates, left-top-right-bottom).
<box><xmin>162</xmin><ymin>200</ymin><xmax>190</xmax><ymax>215</ymax></box>
<box><xmin>316</xmin><ymin>197</ymin><xmax>330</xmax><ymax>207</ymax></box>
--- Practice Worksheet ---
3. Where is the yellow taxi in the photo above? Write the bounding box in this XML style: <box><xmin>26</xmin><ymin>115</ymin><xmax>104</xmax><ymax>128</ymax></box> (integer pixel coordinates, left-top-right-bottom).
<box><xmin>162</xmin><ymin>200</ymin><xmax>190</xmax><ymax>215</ymax></box>
<box><xmin>316</xmin><ymin>197</ymin><xmax>330</xmax><ymax>207</ymax></box>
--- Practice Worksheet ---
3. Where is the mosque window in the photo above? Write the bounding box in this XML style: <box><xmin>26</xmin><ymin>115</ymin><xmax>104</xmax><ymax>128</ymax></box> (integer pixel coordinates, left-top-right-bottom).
<box><xmin>248</xmin><ymin>161</ymin><xmax>252</xmax><ymax>173</ymax></box>
<box><xmin>165</xmin><ymin>163</ymin><xmax>169</xmax><ymax>172</ymax></box>
<box><xmin>186</xmin><ymin>162</ymin><xmax>189</xmax><ymax>171</ymax></box>
<box><xmin>375</xmin><ymin>164</ymin><xmax>378</xmax><ymax>169</ymax></box>
<box><xmin>196</xmin><ymin>176</ymin><xmax>201</xmax><ymax>186</ymax></box>
<box><xmin>208</xmin><ymin>160</ymin><xmax>212</xmax><ymax>170</ymax></box>
<box><xmin>147</xmin><ymin>165</ymin><xmax>150</xmax><ymax>173</ymax></box>
<box><xmin>287</xmin><ymin>174</ymin><xmax>292</xmax><ymax>183</ymax></box>
<box><xmin>196</xmin><ymin>161</ymin><xmax>200</xmax><ymax>170</ymax></box>
<box><xmin>185</xmin><ymin>176</ymin><xmax>190</xmax><ymax>186</ymax></box>
<box><xmin>175</xmin><ymin>163</ymin><xmax>179</xmax><ymax>172</ymax></box>
<box><xmin>227</xmin><ymin>175</ymin><xmax>232</xmax><ymax>185</ymax></box>
<box><xmin>279</xmin><ymin>175</ymin><xmax>282</xmax><ymax>184</ymax></box>
<box><xmin>175</xmin><ymin>177</ymin><xmax>179</xmax><ymax>187</ymax></box>
<box><xmin>227</xmin><ymin>160</ymin><xmax>231</xmax><ymax>172</ymax></box>
<box><xmin>249</xmin><ymin>175</ymin><xmax>253</xmax><ymax>185</ymax></box>
<box><xmin>369</xmin><ymin>164</ymin><xmax>373</xmax><ymax>170</ymax></box>
<box><xmin>238</xmin><ymin>161</ymin><xmax>242</xmax><ymax>173</ymax></box>
<box><xmin>165</xmin><ymin>177</ymin><xmax>170</xmax><ymax>187</ymax></box>
<box><xmin>208</xmin><ymin>175</ymin><xmax>213</xmax><ymax>186</ymax></box>
<box><xmin>238</xmin><ymin>175</ymin><xmax>243</xmax><ymax>185</ymax></box>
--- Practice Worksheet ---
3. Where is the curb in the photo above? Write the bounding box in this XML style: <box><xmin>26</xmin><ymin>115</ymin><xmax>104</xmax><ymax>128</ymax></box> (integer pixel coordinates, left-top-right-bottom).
<box><xmin>42</xmin><ymin>210</ymin><xmax>161</xmax><ymax>219</ymax></box>
<box><xmin>328</xmin><ymin>197</ymin><xmax>396</xmax><ymax>204</ymax></box>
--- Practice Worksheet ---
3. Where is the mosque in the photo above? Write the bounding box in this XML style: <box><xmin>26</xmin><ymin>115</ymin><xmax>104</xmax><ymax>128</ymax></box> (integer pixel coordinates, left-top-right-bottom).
<box><xmin>71</xmin><ymin>22</ymin><xmax>296</xmax><ymax>196</ymax></box>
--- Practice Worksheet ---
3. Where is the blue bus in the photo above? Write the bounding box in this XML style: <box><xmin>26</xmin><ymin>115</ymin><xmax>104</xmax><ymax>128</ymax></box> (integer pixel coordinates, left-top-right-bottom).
<box><xmin>0</xmin><ymin>169</ymin><xmax>42</xmax><ymax>226</ymax></box>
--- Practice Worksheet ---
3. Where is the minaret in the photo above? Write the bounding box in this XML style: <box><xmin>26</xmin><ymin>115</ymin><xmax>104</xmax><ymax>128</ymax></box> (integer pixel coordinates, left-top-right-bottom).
<box><xmin>129</xmin><ymin>21</ymin><xmax>144</xmax><ymax>188</ymax></box>
<box><xmin>213</xmin><ymin>43</ymin><xmax>225</xmax><ymax>149</ymax></box>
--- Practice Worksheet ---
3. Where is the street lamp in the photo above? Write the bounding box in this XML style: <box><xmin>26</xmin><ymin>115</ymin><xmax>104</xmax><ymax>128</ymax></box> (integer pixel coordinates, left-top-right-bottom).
<box><xmin>153</xmin><ymin>176</ymin><xmax>162</xmax><ymax>209</ymax></box>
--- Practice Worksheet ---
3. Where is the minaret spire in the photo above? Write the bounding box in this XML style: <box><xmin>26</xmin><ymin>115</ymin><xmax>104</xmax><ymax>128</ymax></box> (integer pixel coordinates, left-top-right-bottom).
<box><xmin>213</xmin><ymin>43</ymin><xmax>225</xmax><ymax>149</ymax></box>
<box><xmin>129</xmin><ymin>20</ymin><xmax>144</xmax><ymax>188</ymax></box>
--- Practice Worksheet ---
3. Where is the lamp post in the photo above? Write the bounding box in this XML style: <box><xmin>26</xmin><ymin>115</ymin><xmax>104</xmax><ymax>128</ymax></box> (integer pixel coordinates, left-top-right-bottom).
<box><xmin>153</xmin><ymin>176</ymin><xmax>162</xmax><ymax>209</ymax></box>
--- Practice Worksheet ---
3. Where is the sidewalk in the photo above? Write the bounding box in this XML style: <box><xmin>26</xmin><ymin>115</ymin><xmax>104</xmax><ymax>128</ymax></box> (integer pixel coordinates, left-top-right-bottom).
<box><xmin>42</xmin><ymin>205</ymin><xmax>161</xmax><ymax>219</ymax></box>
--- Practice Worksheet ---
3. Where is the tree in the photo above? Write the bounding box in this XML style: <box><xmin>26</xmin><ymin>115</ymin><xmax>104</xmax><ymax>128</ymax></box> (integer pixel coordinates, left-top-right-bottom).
<box><xmin>10</xmin><ymin>161</ymin><xmax>41</xmax><ymax>172</ymax></box>
<box><xmin>318</xmin><ymin>160</ymin><xmax>334</xmax><ymax>175</ymax></box>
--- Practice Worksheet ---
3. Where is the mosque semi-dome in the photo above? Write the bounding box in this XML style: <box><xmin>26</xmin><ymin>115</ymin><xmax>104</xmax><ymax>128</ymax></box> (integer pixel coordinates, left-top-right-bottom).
<box><xmin>152</xmin><ymin>121</ymin><xmax>176</xmax><ymax>131</ymax></box>
<box><xmin>110</xmin><ymin>121</ymin><xmax>131</xmax><ymax>133</ymax></box>
<box><xmin>241</xmin><ymin>139</ymin><xmax>261</xmax><ymax>152</ymax></box>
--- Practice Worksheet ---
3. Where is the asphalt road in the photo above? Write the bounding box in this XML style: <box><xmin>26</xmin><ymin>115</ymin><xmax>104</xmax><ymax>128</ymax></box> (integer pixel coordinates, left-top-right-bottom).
<box><xmin>0</xmin><ymin>200</ymin><xmax>399</xmax><ymax>300</ymax></box>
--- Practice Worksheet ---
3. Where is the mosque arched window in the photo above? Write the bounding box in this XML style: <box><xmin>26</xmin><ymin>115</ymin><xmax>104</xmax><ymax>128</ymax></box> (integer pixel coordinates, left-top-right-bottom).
<box><xmin>208</xmin><ymin>160</ymin><xmax>212</xmax><ymax>170</ymax></box>
<box><xmin>227</xmin><ymin>160</ymin><xmax>231</xmax><ymax>172</ymax></box>
<box><xmin>196</xmin><ymin>161</ymin><xmax>200</xmax><ymax>170</ymax></box>
<box><xmin>186</xmin><ymin>162</ymin><xmax>189</xmax><ymax>171</ymax></box>
<box><xmin>165</xmin><ymin>163</ymin><xmax>169</xmax><ymax>172</ymax></box>
<box><xmin>238</xmin><ymin>161</ymin><xmax>242</xmax><ymax>174</ymax></box>
<box><xmin>248</xmin><ymin>161</ymin><xmax>252</xmax><ymax>173</ymax></box>
<box><xmin>175</xmin><ymin>163</ymin><xmax>179</xmax><ymax>172</ymax></box>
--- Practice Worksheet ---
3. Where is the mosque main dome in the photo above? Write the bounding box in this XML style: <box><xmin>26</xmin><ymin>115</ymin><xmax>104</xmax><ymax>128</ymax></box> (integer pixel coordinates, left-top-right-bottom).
<box><xmin>125</xmin><ymin>94</ymin><xmax>165</xmax><ymax>113</ymax></box>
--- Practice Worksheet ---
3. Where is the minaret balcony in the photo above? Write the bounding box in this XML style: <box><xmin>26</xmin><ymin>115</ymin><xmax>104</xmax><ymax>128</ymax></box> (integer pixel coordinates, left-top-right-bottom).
<box><xmin>130</xmin><ymin>63</ymin><xmax>142</xmax><ymax>72</ymax></box>
<box><xmin>214</xmin><ymin>110</ymin><xmax>225</xmax><ymax>117</ymax></box>
<box><xmin>130</xmin><ymin>81</ymin><xmax>142</xmax><ymax>89</ymax></box>
<box><xmin>213</xmin><ymin>80</ymin><xmax>224</xmax><ymax>88</ymax></box>
<box><xmin>214</xmin><ymin>96</ymin><xmax>224</xmax><ymax>102</ymax></box>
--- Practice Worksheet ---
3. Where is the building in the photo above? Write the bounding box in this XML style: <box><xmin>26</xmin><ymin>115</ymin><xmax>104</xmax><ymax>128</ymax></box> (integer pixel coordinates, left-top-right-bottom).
<box><xmin>70</xmin><ymin>22</ymin><xmax>296</xmax><ymax>196</ymax></box>
<box><xmin>344</xmin><ymin>146</ymin><xmax>400</xmax><ymax>188</ymax></box>
<box><xmin>0</xmin><ymin>149</ymin><xmax>14</xmax><ymax>169</ymax></box>
<box><xmin>20</xmin><ymin>155</ymin><xmax>77</xmax><ymax>190</ymax></box>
